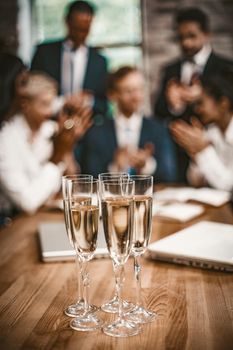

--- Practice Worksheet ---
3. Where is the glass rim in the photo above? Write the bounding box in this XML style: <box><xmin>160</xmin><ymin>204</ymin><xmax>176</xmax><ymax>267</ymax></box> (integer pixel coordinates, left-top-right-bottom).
<box><xmin>98</xmin><ymin>172</ymin><xmax>129</xmax><ymax>180</ymax></box>
<box><xmin>98</xmin><ymin>172</ymin><xmax>129</xmax><ymax>176</ymax></box>
<box><xmin>100</xmin><ymin>179</ymin><xmax>134</xmax><ymax>186</ymax></box>
<box><xmin>68</xmin><ymin>178</ymin><xmax>99</xmax><ymax>183</ymax></box>
<box><xmin>129</xmin><ymin>175</ymin><xmax>153</xmax><ymax>179</ymax></box>
<box><xmin>62</xmin><ymin>174</ymin><xmax>93</xmax><ymax>179</ymax></box>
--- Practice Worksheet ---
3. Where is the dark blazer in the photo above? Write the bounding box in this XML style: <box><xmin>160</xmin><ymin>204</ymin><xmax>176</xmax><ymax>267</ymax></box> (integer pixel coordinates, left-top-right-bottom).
<box><xmin>31</xmin><ymin>40</ymin><xmax>108</xmax><ymax>116</ymax></box>
<box><xmin>154</xmin><ymin>52</ymin><xmax>233</xmax><ymax>121</ymax></box>
<box><xmin>75</xmin><ymin>117</ymin><xmax>177</xmax><ymax>183</ymax></box>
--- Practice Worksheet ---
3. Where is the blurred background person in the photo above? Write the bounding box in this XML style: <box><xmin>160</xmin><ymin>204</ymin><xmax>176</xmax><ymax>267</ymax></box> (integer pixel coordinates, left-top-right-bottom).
<box><xmin>0</xmin><ymin>71</ymin><xmax>91</xmax><ymax>224</ymax></box>
<box><xmin>75</xmin><ymin>66</ymin><xmax>176</xmax><ymax>181</ymax></box>
<box><xmin>170</xmin><ymin>72</ymin><xmax>233</xmax><ymax>192</ymax></box>
<box><xmin>0</xmin><ymin>52</ymin><xmax>28</xmax><ymax>126</ymax></box>
<box><xmin>154</xmin><ymin>7</ymin><xmax>233</xmax><ymax>182</ymax></box>
<box><xmin>31</xmin><ymin>0</ymin><xmax>108</xmax><ymax>122</ymax></box>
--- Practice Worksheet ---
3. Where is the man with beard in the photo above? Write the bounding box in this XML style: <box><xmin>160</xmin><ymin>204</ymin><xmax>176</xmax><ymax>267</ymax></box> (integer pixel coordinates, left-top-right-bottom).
<box><xmin>154</xmin><ymin>7</ymin><xmax>233</xmax><ymax>182</ymax></box>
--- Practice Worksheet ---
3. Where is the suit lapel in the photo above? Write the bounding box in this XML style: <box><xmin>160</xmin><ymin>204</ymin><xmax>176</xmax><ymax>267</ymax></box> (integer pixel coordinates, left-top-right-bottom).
<box><xmin>83</xmin><ymin>47</ymin><xmax>92</xmax><ymax>90</ymax></box>
<box><xmin>139</xmin><ymin>117</ymin><xmax>149</xmax><ymax>148</ymax></box>
<box><xmin>203</xmin><ymin>52</ymin><xmax>216</xmax><ymax>76</ymax></box>
<box><xmin>108</xmin><ymin>119</ymin><xmax>118</xmax><ymax>151</ymax></box>
<box><xmin>172</xmin><ymin>61</ymin><xmax>182</xmax><ymax>80</ymax></box>
<box><xmin>177</xmin><ymin>61</ymin><xmax>182</xmax><ymax>80</ymax></box>
<box><xmin>54</xmin><ymin>41</ymin><xmax>63</xmax><ymax>92</ymax></box>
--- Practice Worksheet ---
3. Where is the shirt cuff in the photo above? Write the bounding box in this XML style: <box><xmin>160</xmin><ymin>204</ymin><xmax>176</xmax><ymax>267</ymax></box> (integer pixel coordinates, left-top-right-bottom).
<box><xmin>141</xmin><ymin>156</ymin><xmax>157</xmax><ymax>175</ymax></box>
<box><xmin>195</xmin><ymin>145</ymin><xmax>214</xmax><ymax>166</ymax></box>
<box><xmin>108</xmin><ymin>162</ymin><xmax>119</xmax><ymax>173</ymax></box>
<box><xmin>45</xmin><ymin>162</ymin><xmax>65</xmax><ymax>191</ymax></box>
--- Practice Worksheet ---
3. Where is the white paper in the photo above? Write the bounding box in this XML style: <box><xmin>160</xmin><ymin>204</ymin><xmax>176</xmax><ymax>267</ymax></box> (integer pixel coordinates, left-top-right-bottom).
<box><xmin>155</xmin><ymin>187</ymin><xmax>230</xmax><ymax>207</ymax></box>
<box><xmin>153</xmin><ymin>202</ymin><xmax>204</xmax><ymax>222</ymax></box>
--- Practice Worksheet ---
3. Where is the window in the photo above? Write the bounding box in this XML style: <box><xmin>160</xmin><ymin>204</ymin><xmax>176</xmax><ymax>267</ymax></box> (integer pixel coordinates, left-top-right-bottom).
<box><xmin>33</xmin><ymin>0</ymin><xmax>142</xmax><ymax>69</ymax></box>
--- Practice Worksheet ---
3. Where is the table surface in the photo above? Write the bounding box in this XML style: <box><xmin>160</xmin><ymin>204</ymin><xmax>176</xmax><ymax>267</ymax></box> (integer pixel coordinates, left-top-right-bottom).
<box><xmin>0</xmin><ymin>200</ymin><xmax>233</xmax><ymax>350</ymax></box>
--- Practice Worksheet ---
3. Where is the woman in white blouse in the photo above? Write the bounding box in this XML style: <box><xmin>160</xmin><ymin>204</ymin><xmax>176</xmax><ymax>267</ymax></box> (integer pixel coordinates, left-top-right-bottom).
<box><xmin>170</xmin><ymin>73</ymin><xmax>233</xmax><ymax>192</ymax></box>
<box><xmin>0</xmin><ymin>72</ymin><xmax>91</xmax><ymax>218</ymax></box>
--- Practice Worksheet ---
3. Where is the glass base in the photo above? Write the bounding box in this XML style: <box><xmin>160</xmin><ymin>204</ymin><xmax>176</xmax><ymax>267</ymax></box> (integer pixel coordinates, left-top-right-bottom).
<box><xmin>102</xmin><ymin>317</ymin><xmax>140</xmax><ymax>337</ymax></box>
<box><xmin>64</xmin><ymin>301</ymin><xmax>98</xmax><ymax>318</ymax></box>
<box><xmin>70</xmin><ymin>313</ymin><xmax>103</xmax><ymax>332</ymax></box>
<box><xmin>125</xmin><ymin>306</ymin><xmax>157</xmax><ymax>324</ymax></box>
<box><xmin>101</xmin><ymin>295</ymin><xmax>134</xmax><ymax>314</ymax></box>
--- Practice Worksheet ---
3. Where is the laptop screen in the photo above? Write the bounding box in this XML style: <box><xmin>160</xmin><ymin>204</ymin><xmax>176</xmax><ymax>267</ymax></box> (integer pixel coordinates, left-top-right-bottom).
<box><xmin>38</xmin><ymin>220</ymin><xmax>108</xmax><ymax>262</ymax></box>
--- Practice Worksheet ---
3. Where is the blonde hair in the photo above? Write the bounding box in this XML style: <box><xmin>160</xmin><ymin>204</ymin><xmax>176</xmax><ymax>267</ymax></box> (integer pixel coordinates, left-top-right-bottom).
<box><xmin>22</xmin><ymin>72</ymin><xmax>57</xmax><ymax>99</ymax></box>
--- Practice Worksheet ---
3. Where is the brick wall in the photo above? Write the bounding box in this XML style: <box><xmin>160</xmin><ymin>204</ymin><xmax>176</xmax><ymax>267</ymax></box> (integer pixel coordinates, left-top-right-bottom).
<box><xmin>141</xmin><ymin>0</ymin><xmax>233</xmax><ymax>111</ymax></box>
<box><xmin>0</xmin><ymin>0</ymin><xmax>18</xmax><ymax>53</ymax></box>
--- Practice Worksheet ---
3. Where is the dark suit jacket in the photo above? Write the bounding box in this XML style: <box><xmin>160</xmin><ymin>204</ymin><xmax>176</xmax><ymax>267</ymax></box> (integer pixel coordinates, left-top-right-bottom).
<box><xmin>75</xmin><ymin>117</ymin><xmax>177</xmax><ymax>183</ymax></box>
<box><xmin>31</xmin><ymin>40</ymin><xmax>108</xmax><ymax>116</ymax></box>
<box><xmin>154</xmin><ymin>52</ymin><xmax>233</xmax><ymax>121</ymax></box>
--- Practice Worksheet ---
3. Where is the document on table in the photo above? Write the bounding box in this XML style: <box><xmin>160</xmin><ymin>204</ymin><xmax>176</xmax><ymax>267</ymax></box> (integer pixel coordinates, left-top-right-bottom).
<box><xmin>153</xmin><ymin>202</ymin><xmax>204</xmax><ymax>222</ymax></box>
<box><xmin>155</xmin><ymin>187</ymin><xmax>230</xmax><ymax>207</ymax></box>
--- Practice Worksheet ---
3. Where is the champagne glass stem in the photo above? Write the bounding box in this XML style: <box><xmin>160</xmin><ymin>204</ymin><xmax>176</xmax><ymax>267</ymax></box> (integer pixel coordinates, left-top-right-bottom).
<box><xmin>115</xmin><ymin>264</ymin><xmax>124</xmax><ymax>319</ymax></box>
<box><xmin>112</xmin><ymin>261</ymin><xmax>119</xmax><ymax>300</ymax></box>
<box><xmin>75</xmin><ymin>255</ymin><xmax>84</xmax><ymax>304</ymax></box>
<box><xmin>134</xmin><ymin>255</ymin><xmax>142</xmax><ymax>307</ymax></box>
<box><xmin>81</xmin><ymin>260</ymin><xmax>90</xmax><ymax>313</ymax></box>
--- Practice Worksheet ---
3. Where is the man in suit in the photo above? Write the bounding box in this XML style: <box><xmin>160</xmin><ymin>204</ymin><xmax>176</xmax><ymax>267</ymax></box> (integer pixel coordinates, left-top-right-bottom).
<box><xmin>154</xmin><ymin>7</ymin><xmax>233</xmax><ymax>181</ymax></box>
<box><xmin>31</xmin><ymin>0</ymin><xmax>108</xmax><ymax>120</ymax></box>
<box><xmin>75</xmin><ymin>66</ymin><xmax>177</xmax><ymax>182</ymax></box>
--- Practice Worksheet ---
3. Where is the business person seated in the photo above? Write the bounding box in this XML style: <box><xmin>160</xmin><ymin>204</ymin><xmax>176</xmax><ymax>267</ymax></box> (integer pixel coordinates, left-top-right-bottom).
<box><xmin>31</xmin><ymin>0</ymin><xmax>108</xmax><ymax>120</ymax></box>
<box><xmin>75</xmin><ymin>66</ymin><xmax>176</xmax><ymax>181</ymax></box>
<box><xmin>170</xmin><ymin>73</ymin><xmax>233</xmax><ymax>192</ymax></box>
<box><xmin>154</xmin><ymin>7</ymin><xmax>233</xmax><ymax>182</ymax></box>
<box><xmin>0</xmin><ymin>72</ymin><xmax>92</xmax><ymax>221</ymax></box>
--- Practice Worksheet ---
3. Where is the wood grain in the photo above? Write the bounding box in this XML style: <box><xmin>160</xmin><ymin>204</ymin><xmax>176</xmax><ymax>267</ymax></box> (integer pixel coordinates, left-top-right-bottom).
<box><xmin>0</xmin><ymin>204</ymin><xmax>233</xmax><ymax>350</ymax></box>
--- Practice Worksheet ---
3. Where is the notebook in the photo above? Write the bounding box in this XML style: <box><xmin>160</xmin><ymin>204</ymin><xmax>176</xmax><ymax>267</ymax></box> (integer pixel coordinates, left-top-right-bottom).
<box><xmin>38</xmin><ymin>220</ymin><xmax>108</xmax><ymax>262</ymax></box>
<box><xmin>147</xmin><ymin>221</ymin><xmax>233</xmax><ymax>272</ymax></box>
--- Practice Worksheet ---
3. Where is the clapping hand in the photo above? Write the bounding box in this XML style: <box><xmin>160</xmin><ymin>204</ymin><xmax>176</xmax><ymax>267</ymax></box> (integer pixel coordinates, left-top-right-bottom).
<box><xmin>166</xmin><ymin>78</ymin><xmax>202</xmax><ymax>113</ymax></box>
<box><xmin>59</xmin><ymin>99</ymin><xmax>92</xmax><ymax>144</ymax></box>
<box><xmin>51</xmin><ymin>101</ymin><xmax>92</xmax><ymax>166</ymax></box>
<box><xmin>170</xmin><ymin>117</ymin><xmax>209</xmax><ymax>157</ymax></box>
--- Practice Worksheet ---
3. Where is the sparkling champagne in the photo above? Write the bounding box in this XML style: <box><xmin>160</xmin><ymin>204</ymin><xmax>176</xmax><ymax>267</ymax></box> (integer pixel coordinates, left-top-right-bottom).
<box><xmin>63</xmin><ymin>197</ymin><xmax>91</xmax><ymax>247</ymax></box>
<box><xmin>70</xmin><ymin>204</ymin><xmax>99</xmax><ymax>260</ymax></box>
<box><xmin>131</xmin><ymin>195</ymin><xmax>153</xmax><ymax>255</ymax></box>
<box><xmin>102</xmin><ymin>197</ymin><xmax>134</xmax><ymax>265</ymax></box>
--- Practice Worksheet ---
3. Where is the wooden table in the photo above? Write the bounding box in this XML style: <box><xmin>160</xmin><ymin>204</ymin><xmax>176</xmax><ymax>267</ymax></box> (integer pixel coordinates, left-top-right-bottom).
<box><xmin>0</xmin><ymin>202</ymin><xmax>233</xmax><ymax>350</ymax></box>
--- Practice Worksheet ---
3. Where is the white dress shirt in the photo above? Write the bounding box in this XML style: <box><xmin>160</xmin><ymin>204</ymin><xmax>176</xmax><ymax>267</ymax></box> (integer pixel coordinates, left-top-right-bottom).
<box><xmin>61</xmin><ymin>40</ymin><xmax>88</xmax><ymax>95</ymax></box>
<box><xmin>181</xmin><ymin>44</ymin><xmax>212</xmax><ymax>85</ymax></box>
<box><xmin>109</xmin><ymin>113</ymin><xmax>156</xmax><ymax>174</ymax></box>
<box><xmin>115</xmin><ymin>113</ymin><xmax>143</xmax><ymax>149</ymax></box>
<box><xmin>0</xmin><ymin>115</ymin><xmax>63</xmax><ymax>214</ymax></box>
<box><xmin>187</xmin><ymin>117</ymin><xmax>233</xmax><ymax>191</ymax></box>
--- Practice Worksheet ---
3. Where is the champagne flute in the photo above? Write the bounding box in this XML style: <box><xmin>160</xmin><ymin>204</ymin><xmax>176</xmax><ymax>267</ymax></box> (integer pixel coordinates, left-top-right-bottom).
<box><xmin>69</xmin><ymin>178</ymin><xmax>103</xmax><ymax>331</ymax></box>
<box><xmin>126</xmin><ymin>175</ymin><xmax>157</xmax><ymax>323</ymax></box>
<box><xmin>62</xmin><ymin>174</ymin><xmax>96</xmax><ymax>317</ymax></box>
<box><xmin>100</xmin><ymin>179</ymin><xmax>140</xmax><ymax>337</ymax></box>
<box><xmin>99</xmin><ymin>173</ymin><xmax>134</xmax><ymax>314</ymax></box>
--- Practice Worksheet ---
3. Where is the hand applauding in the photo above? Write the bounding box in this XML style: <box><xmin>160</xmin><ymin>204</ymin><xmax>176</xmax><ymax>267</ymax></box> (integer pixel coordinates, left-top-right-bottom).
<box><xmin>170</xmin><ymin>117</ymin><xmax>210</xmax><ymax>157</ymax></box>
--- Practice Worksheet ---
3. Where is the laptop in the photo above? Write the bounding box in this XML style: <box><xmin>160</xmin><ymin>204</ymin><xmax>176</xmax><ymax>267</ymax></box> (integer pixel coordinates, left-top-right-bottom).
<box><xmin>38</xmin><ymin>220</ymin><xmax>109</xmax><ymax>262</ymax></box>
<box><xmin>147</xmin><ymin>221</ymin><xmax>233</xmax><ymax>272</ymax></box>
